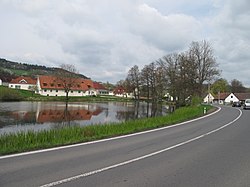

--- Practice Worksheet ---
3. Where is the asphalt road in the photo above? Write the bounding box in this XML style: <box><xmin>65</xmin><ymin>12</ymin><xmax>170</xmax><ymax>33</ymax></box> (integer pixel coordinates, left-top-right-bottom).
<box><xmin>1</xmin><ymin>105</ymin><xmax>250</xmax><ymax>187</ymax></box>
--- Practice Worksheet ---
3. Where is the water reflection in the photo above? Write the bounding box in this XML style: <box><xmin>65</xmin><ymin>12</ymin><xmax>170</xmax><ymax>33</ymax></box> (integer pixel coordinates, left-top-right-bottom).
<box><xmin>0</xmin><ymin>101</ymin><xmax>170</xmax><ymax>134</ymax></box>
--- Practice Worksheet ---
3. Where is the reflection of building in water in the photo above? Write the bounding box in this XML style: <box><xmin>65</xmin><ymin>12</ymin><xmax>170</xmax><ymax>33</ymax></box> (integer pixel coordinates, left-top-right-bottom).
<box><xmin>37</xmin><ymin>108</ymin><xmax>103</xmax><ymax>123</ymax></box>
<box><xmin>11</xmin><ymin>111</ymin><xmax>35</xmax><ymax>120</ymax></box>
<box><xmin>5</xmin><ymin>106</ymin><xmax>103</xmax><ymax>125</ymax></box>
<box><xmin>37</xmin><ymin>109</ymin><xmax>92</xmax><ymax>123</ymax></box>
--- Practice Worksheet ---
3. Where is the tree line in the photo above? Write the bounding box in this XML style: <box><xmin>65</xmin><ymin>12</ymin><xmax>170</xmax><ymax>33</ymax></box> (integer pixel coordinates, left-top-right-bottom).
<box><xmin>118</xmin><ymin>40</ymin><xmax>221</xmax><ymax>106</ymax></box>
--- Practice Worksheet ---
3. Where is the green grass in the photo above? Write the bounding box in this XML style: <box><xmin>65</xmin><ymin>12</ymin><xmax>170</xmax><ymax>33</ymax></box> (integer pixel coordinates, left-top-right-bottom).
<box><xmin>0</xmin><ymin>104</ymin><xmax>213</xmax><ymax>155</ymax></box>
<box><xmin>0</xmin><ymin>86</ymin><xmax>24</xmax><ymax>101</ymax></box>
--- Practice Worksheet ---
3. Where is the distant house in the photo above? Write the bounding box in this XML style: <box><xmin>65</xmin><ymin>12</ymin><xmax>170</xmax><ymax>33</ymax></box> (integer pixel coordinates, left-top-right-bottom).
<box><xmin>0</xmin><ymin>79</ymin><xmax>2</xmax><ymax>86</ymax></box>
<box><xmin>92</xmin><ymin>82</ymin><xmax>109</xmax><ymax>96</ymax></box>
<box><xmin>9</xmin><ymin>76</ymin><xmax>36</xmax><ymax>90</ymax></box>
<box><xmin>112</xmin><ymin>86</ymin><xmax>134</xmax><ymax>98</ymax></box>
<box><xmin>213</xmin><ymin>92</ymin><xmax>230</xmax><ymax>104</ymax></box>
<box><xmin>213</xmin><ymin>92</ymin><xmax>250</xmax><ymax>104</ymax></box>
<box><xmin>203</xmin><ymin>93</ymin><xmax>215</xmax><ymax>103</ymax></box>
<box><xmin>232</xmin><ymin>93</ymin><xmax>250</xmax><ymax>103</ymax></box>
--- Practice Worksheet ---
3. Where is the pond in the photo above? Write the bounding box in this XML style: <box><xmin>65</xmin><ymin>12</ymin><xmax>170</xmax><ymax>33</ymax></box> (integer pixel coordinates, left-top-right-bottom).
<box><xmin>0</xmin><ymin>101</ymin><xmax>172</xmax><ymax>135</ymax></box>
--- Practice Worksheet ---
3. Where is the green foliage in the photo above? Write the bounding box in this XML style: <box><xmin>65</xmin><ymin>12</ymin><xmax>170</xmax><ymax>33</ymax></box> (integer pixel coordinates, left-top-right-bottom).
<box><xmin>0</xmin><ymin>105</ymin><xmax>214</xmax><ymax>155</ymax></box>
<box><xmin>191</xmin><ymin>96</ymin><xmax>202</xmax><ymax>106</ymax></box>
<box><xmin>211</xmin><ymin>78</ymin><xmax>230</xmax><ymax>95</ymax></box>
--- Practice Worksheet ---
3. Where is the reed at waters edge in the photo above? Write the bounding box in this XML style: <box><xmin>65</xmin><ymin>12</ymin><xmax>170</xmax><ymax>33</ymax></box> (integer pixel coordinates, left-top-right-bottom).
<box><xmin>0</xmin><ymin>105</ymin><xmax>213</xmax><ymax>155</ymax></box>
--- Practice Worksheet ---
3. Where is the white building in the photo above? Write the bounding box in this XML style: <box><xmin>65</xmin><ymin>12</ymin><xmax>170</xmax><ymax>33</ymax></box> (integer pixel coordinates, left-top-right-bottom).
<box><xmin>224</xmin><ymin>93</ymin><xmax>239</xmax><ymax>103</ymax></box>
<box><xmin>0</xmin><ymin>79</ymin><xmax>2</xmax><ymax>86</ymax></box>
<box><xmin>9</xmin><ymin>76</ymin><xmax>36</xmax><ymax>90</ymax></box>
<box><xmin>36</xmin><ymin>75</ymin><xmax>108</xmax><ymax>97</ymax></box>
<box><xmin>203</xmin><ymin>93</ymin><xmax>215</xmax><ymax>103</ymax></box>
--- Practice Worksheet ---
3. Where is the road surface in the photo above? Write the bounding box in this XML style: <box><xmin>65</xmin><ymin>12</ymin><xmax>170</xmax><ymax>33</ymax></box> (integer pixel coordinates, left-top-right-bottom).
<box><xmin>1</xmin><ymin>105</ymin><xmax>249</xmax><ymax>187</ymax></box>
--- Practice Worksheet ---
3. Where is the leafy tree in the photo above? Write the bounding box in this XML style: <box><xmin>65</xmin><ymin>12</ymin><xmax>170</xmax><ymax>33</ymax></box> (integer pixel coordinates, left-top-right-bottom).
<box><xmin>211</xmin><ymin>78</ymin><xmax>230</xmax><ymax>95</ymax></box>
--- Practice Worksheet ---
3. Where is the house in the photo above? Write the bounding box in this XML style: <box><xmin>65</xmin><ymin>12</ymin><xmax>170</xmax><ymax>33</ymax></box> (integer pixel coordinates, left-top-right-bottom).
<box><xmin>92</xmin><ymin>82</ymin><xmax>109</xmax><ymax>96</ymax></box>
<box><xmin>36</xmin><ymin>75</ymin><xmax>109</xmax><ymax>97</ymax></box>
<box><xmin>213</xmin><ymin>92</ymin><xmax>230</xmax><ymax>104</ymax></box>
<box><xmin>232</xmin><ymin>93</ymin><xmax>250</xmax><ymax>103</ymax></box>
<box><xmin>0</xmin><ymin>79</ymin><xmax>2</xmax><ymax>86</ymax></box>
<box><xmin>213</xmin><ymin>92</ymin><xmax>250</xmax><ymax>104</ymax></box>
<box><xmin>81</xmin><ymin>80</ymin><xmax>109</xmax><ymax>96</ymax></box>
<box><xmin>37</xmin><ymin>75</ymin><xmax>89</xmax><ymax>97</ymax></box>
<box><xmin>9</xmin><ymin>76</ymin><xmax>36</xmax><ymax>90</ymax></box>
<box><xmin>112</xmin><ymin>86</ymin><xmax>134</xmax><ymax>98</ymax></box>
<box><xmin>203</xmin><ymin>93</ymin><xmax>215</xmax><ymax>103</ymax></box>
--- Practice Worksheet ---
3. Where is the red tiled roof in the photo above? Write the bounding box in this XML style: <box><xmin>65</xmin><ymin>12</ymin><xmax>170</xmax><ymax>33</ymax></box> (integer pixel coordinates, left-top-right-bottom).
<box><xmin>234</xmin><ymin>93</ymin><xmax>250</xmax><ymax>100</ymax></box>
<box><xmin>214</xmin><ymin>92</ymin><xmax>230</xmax><ymax>100</ymax></box>
<box><xmin>10</xmin><ymin>76</ymin><xmax>36</xmax><ymax>84</ymax></box>
<box><xmin>93</xmin><ymin>82</ymin><xmax>107</xmax><ymax>90</ymax></box>
<box><xmin>38</xmin><ymin>75</ymin><xmax>93</xmax><ymax>91</ymax></box>
<box><xmin>214</xmin><ymin>92</ymin><xmax>250</xmax><ymax>100</ymax></box>
<box><xmin>113</xmin><ymin>86</ymin><xmax>126</xmax><ymax>94</ymax></box>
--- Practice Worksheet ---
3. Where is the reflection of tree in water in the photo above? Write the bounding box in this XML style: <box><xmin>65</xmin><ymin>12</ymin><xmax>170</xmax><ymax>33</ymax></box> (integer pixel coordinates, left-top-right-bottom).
<box><xmin>115</xmin><ymin>110</ymin><xmax>136</xmax><ymax>121</ymax></box>
<box><xmin>115</xmin><ymin>102</ymin><xmax>168</xmax><ymax>121</ymax></box>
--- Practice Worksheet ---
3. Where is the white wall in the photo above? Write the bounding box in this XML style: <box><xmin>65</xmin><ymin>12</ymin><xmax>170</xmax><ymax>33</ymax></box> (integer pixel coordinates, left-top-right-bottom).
<box><xmin>225</xmin><ymin>93</ymin><xmax>239</xmax><ymax>103</ymax></box>
<box><xmin>0</xmin><ymin>79</ymin><xmax>2</xmax><ymax>85</ymax></box>
<box><xmin>39</xmin><ymin>89</ymin><xmax>85</xmax><ymax>97</ymax></box>
<box><xmin>203</xmin><ymin>93</ymin><xmax>214</xmax><ymax>103</ymax></box>
<box><xmin>9</xmin><ymin>83</ymin><xmax>35</xmax><ymax>90</ymax></box>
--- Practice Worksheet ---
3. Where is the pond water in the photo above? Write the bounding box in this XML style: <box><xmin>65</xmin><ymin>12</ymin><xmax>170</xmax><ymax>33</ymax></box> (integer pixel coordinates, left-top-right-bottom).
<box><xmin>0</xmin><ymin>101</ymin><xmax>171</xmax><ymax>135</ymax></box>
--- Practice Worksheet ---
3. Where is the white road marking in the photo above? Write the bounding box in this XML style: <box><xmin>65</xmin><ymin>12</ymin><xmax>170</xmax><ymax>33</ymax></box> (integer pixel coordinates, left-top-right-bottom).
<box><xmin>40</xmin><ymin>108</ymin><xmax>242</xmax><ymax>187</ymax></box>
<box><xmin>0</xmin><ymin>106</ymin><xmax>221</xmax><ymax>160</ymax></box>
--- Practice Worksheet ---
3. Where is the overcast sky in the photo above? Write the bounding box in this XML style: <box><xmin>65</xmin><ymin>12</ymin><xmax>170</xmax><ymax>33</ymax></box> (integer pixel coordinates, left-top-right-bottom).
<box><xmin>0</xmin><ymin>0</ymin><xmax>249</xmax><ymax>86</ymax></box>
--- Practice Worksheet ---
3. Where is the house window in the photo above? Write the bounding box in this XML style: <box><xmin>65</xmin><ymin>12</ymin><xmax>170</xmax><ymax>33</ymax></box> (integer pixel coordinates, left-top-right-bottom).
<box><xmin>231</xmin><ymin>96</ymin><xmax>233</xmax><ymax>98</ymax></box>
<box><xmin>50</xmin><ymin>83</ymin><xmax>54</xmax><ymax>87</ymax></box>
<box><xmin>15</xmin><ymin>85</ymin><xmax>21</xmax><ymax>89</ymax></box>
<box><xmin>50</xmin><ymin>90</ymin><xmax>53</xmax><ymax>92</ymax></box>
<box><xmin>56</xmin><ymin>90</ymin><xmax>58</xmax><ymax>92</ymax></box>
<box><xmin>71</xmin><ymin>91</ymin><xmax>74</xmax><ymax>93</ymax></box>
<box><xmin>11</xmin><ymin>85</ymin><xmax>13</xmax><ymax>87</ymax></box>
<box><xmin>78</xmin><ymin>91</ymin><xmax>81</xmax><ymax>93</ymax></box>
<box><xmin>44</xmin><ymin>89</ymin><xmax>47</xmax><ymax>92</ymax></box>
<box><xmin>47</xmin><ymin>94</ymin><xmax>49</xmax><ymax>96</ymax></box>
<box><xmin>58</xmin><ymin>84</ymin><xmax>61</xmax><ymax>87</ymax></box>
<box><xmin>43</xmin><ymin>83</ymin><xmax>47</xmax><ymax>86</ymax></box>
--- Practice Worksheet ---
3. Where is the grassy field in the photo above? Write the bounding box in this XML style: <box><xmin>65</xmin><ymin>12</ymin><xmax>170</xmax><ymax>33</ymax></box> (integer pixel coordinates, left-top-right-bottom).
<box><xmin>0</xmin><ymin>104</ymin><xmax>213</xmax><ymax>155</ymax></box>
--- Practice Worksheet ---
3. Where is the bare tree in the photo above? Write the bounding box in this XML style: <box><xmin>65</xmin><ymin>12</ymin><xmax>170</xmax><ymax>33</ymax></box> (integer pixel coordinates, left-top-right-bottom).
<box><xmin>126</xmin><ymin>65</ymin><xmax>141</xmax><ymax>100</ymax></box>
<box><xmin>141</xmin><ymin>65</ymin><xmax>151</xmax><ymax>100</ymax></box>
<box><xmin>158</xmin><ymin>53</ymin><xmax>179</xmax><ymax>103</ymax></box>
<box><xmin>230</xmin><ymin>79</ymin><xmax>246</xmax><ymax>93</ymax></box>
<box><xmin>189</xmin><ymin>40</ymin><xmax>220</xmax><ymax>96</ymax></box>
<box><xmin>56</xmin><ymin>64</ymin><xmax>79</xmax><ymax>101</ymax></box>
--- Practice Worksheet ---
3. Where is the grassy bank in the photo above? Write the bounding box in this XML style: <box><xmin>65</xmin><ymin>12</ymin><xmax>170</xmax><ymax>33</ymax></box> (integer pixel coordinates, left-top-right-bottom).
<box><xmin>0</xmin><ymin>104</ymin><xmax>213</xmax><ymax>155</ymax></box>
<box><xmin>0</xmin><ymin>86</ymin><xmax>24</xmax><ymax>101</ymax></box>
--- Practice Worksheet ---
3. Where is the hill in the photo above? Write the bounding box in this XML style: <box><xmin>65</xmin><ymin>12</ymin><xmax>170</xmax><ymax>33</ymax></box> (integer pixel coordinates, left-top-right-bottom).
<box><xmin>0</xmin><ymin>58</ymin><xmax>89</xmax><ymax>82</ymax></box>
